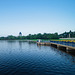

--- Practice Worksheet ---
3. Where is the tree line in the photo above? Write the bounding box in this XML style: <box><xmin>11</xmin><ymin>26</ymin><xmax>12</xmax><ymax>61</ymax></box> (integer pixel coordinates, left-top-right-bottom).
<box><xmin>0</xmin><ymin>30</ymin><xmax>75</xmax><ymax>40</ymax></box>
<box><xmin>59</xmin><ymin>30</ymin><xmax>75</xmax><ymax>38</ymax></box>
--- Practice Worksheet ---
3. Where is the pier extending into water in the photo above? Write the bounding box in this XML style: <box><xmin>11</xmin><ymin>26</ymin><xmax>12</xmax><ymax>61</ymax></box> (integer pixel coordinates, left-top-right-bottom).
<box><xmin>37</xmin><ymin>42</ymin><xmax>75</xmax><ymax>53</ymax></box>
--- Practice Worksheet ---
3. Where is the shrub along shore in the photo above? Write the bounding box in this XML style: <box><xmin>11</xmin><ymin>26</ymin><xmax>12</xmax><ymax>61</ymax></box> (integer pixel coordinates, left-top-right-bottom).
<box><xmin>0</xmin><ymin>30</ymin><xmax>75</xmax><ymax>42</ymax></box>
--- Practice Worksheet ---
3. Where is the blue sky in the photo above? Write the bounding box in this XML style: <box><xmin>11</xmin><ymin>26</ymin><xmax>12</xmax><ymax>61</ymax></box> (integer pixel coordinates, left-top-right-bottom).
<box><xmin>0</xmin><ymin>0</ymin><xmax>75</xmax><ymax>36</ymax></box>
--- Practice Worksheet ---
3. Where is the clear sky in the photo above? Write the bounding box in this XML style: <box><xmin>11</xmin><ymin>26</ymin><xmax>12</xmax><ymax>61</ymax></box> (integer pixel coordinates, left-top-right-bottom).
<box><xmin>0</xmin><ymin>0</ymin><xmax>75</xmax><ymax>36</ymax></box>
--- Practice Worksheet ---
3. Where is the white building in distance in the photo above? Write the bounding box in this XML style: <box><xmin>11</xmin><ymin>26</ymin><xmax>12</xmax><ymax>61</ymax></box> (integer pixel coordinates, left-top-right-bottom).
<box><xmin>19</xmin><ymin>32</ymin><xmax>22</xmax><ymax>36</ymax></box>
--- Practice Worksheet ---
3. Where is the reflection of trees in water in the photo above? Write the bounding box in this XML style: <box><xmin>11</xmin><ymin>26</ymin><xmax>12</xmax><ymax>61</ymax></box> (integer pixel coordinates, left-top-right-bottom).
<box><xmin>7</xmin><ymin>40</ymin><xmax>16</xmax><ymax>43</ymax></box>
<box><xmin>28</xmin><ymin>41</ymin><xmax>36</xmax><ymax>45</ymax></box>
<box><xmin>28</xmin><ymin>42</ymin><xmax>37</xmax><ymax>49</ymax></box>
<box><xmin>19</xmin><ymin>41</ymin><xmax>22</xmax><ymax>49</ymax></box>
<box><xmin>37</xmin><ymin>44</ymin><xmax>75</xmax><ymax>63</ymax></box>
<box><xmin>6</xmin><ymin>40</ymin><xmax>17</xmax><ymax>54</ymax></box>
<box><xmin>18</xmin><ymin>41</ymin><xmax>27</xmax><ymax>49</ymax></box>
<box><xmin>18</xmin><ymin>41</ymin><xmax>36</xmax><ymax>50</ymax></box>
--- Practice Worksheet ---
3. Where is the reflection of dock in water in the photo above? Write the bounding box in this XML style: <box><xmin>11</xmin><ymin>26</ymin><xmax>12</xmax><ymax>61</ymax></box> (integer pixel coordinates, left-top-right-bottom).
<box><xmin>37</xmin><ymin>43</ymin><xmax>75</xmax><ymax>63</ymax></box>
<box><xmin>37</xmin><ymin>41</ymin><xmax>75</xmax><ymax>53</ymax></box>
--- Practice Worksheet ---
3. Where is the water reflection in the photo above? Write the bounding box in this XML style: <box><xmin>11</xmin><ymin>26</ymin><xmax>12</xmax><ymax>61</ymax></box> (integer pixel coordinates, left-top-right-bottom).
<box><xmin>0</xmin><ymin>40</ymin><xmax>75</xmax><ymax>75</ymax></box>
<box><xmin>28</xmin><ymin>41</ymin><xmax>36</xmax><ymax>45</ymax></box>
<box><xmin>37</xmin><ymin>44</ymin><xmax>75</xmax><ymax>63</ymax></box>
<box><xmin>7</xmin><ymin>40</ymin><xmax>16</xmax><ymax>43</ymax></box>
<box><xmin>19</xmin><ymin>41</ymin><xmax>22</xmax><ymax>49</ymax></box>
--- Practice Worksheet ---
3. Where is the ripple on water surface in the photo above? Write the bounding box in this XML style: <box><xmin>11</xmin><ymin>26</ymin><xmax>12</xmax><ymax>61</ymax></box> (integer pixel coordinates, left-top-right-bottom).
<box><xmin>0</xmin><ymin>40</ymin><xmax>75</xmax><ymax>75</ymax></box>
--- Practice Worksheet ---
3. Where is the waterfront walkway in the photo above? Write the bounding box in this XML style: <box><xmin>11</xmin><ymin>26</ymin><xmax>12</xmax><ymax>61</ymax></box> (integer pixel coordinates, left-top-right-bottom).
<box><xmin>37</xmin><ymin>40</ymin><xmax>75</xmax><ymax>52</ymax></box>
<box><xmin>49</xmin><ymin>41</ymin><xmax>75</xmax><ymax>47</ymax></box>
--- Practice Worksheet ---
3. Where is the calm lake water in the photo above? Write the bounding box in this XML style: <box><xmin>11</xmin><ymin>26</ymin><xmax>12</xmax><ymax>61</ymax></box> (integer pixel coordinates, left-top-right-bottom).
<box><xmin>0</xmin><ymin>40</ymin><xmax>75</xmax><ymax>75</ymax></box>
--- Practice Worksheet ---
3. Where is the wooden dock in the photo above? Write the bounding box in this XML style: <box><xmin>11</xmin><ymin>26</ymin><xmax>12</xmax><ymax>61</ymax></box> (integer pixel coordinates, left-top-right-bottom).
<box><xmin>37</xmin><ymin>42</ymin><xmax>75</xmax><ymax>52</ymax></box>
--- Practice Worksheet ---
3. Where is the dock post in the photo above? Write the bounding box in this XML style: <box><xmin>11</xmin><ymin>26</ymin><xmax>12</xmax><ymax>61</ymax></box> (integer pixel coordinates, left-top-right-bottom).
<box><xmin>66</xmin><ymin>47</ymin><xmax>69</xmax><ymax>52</ymax></box>
<box><xmin>57</xmin><ymin>45</ymin><xmax>59</xmax><ymax>49</ymax></box>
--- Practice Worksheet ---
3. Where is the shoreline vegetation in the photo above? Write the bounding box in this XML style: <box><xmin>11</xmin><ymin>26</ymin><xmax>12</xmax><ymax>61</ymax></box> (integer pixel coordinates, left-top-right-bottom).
<box><xmin>0</xmin><ymin>30</ymin><xmax>75</xmax><ymax>42</ymax></box>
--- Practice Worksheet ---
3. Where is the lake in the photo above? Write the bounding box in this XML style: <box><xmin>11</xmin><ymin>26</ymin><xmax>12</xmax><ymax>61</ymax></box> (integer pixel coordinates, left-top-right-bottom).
<box><xmin>0</xmin><ymin>40</ymin><xmax>75</xmax><ymax>75</ymax></box>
